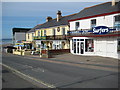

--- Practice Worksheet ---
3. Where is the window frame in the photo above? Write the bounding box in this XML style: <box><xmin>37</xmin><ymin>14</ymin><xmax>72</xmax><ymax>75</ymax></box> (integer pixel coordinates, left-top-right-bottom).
<box><xmin>75</xmin><ymin>22</ymin><xmax>80</xmax><ymax>30</ymax></box>
<box><xmin>117</xmin><ymin>39</ymin><xmax>120</xmax><ymax>52</ymax></box>
<box><xmin>91</xmin><ymin>19</ymin><xmax>96</xmax><ymax>28</ymax></box>
<box><xmin>62</xmin><ymin>28</ymin><xmax>66</xmax><ymax>35</ymax></box>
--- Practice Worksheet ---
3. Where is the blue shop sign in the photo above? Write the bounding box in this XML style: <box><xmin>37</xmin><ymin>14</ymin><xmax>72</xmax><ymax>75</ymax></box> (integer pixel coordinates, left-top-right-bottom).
<box><xmin>92</xmin><ymin>26</ymin><xmax>110</xmax><ymax>34</ymax></box>
<box><xmin>68</xmin><ymin>26</ymin><xmax>116</xmax><ymax>34</ymax></box>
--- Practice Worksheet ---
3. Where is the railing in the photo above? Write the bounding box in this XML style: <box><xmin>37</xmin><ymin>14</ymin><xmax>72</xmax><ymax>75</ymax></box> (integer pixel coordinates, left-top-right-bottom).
<box><xmin>67</xmin><ymin>27</ymin><xmax>120</xmax><ymax>36</ymax></box>
<box><xmin>33</xmin><ymin>35</ymin><xmax>67</xmax><ymax>40</ymax></box>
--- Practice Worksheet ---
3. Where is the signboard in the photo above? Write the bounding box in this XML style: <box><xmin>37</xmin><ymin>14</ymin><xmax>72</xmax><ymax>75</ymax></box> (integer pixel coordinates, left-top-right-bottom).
<box><xmin>92</xmin><ymin>26</ymin><xmax>109</xmax><ymax>34</ymax></box>
<box><xmin>68</xmin><ymin>26</ymin><xmax>116</xmax><ymax>35</ymax></box>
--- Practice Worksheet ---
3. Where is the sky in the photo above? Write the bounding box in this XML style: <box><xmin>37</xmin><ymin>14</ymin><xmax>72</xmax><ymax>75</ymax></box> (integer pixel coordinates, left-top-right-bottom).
<box><xmin>2</xmin><ymin>0</ymin><xmax>111</xmax><ymax>39</ymax></box>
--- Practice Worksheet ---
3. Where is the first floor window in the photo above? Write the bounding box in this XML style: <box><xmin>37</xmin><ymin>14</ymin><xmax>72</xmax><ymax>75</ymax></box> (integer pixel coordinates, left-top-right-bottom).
<box><xmin>118</xmin><ymin>39</ymin><xmax>120</xmax><ymax>52</ymax></box>
<box><xmin>38</xmin><ymin>31</ymin><xmax>40</xmax><ymax>36</ymax></box>
<box><xmin>44</xmin><ymin>30</ymin><xmax>46</xmax><ymax>36</ymax></box>
<box><xmin>91</xmin><ymin>19</ymin><xmax>96</xmax><ymax>28</ymax></box>
<box><xmin>28</xmin><ymin>34</ymin><xmax>29</xmax><ymax>39</ymax></box>
<box><xmin>85</xmin><ymin>39</ymin><xmax>94</xmax><ymax>52</ymax></box>
<box><xmin>75</xmin><ymin>22</ymin><xmax>79</xmax><ymax>30</ymax></box>
<box><xmin>114</xmin><ymin>15</ymin><xmax>120</xmax><ymax>29</ymax></box>
<box><xmin>62</xmin><ymin>28</ymin><xmax>65</xmax><ymax>35</ymax></box>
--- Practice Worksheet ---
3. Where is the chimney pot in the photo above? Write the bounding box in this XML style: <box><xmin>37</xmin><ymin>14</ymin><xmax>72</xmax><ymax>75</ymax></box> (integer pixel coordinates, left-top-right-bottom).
<box><xmin>46</xmin><ymin>16</ymin><xmax>52</xmax><ymax>22</ymax></box>
<box><xmin>57</xmin><ymin>10</ymin><xmax>62</xmax><ymax>22</ymax></box>
<box><xmin>112</xmin><ymin>0</ymin><xmax>120</xmax><ymax>6</ymax></box>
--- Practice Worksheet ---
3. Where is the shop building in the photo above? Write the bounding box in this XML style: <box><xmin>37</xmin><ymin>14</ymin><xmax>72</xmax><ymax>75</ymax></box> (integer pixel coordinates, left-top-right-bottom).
<box><xmin>68</xmin><ymin>0</ymin><xmax>120</xmax><ymax>59</ymax></box>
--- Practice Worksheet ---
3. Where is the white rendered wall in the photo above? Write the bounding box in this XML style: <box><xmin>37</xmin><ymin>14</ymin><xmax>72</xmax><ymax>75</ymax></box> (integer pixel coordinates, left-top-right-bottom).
<box><xmin>70</xmin><ymin>13</ymin><xmax>120</xmax><ymax>30</ymax></box>
<box><xmin>70</xmin><ymin>37</ymin><xmax>120</xmax><ymax>59</ymax></box>
<box><xmin>95</xmin><ymin>37</ymin><xmax>119</xmax><ymax>59</ymax></box>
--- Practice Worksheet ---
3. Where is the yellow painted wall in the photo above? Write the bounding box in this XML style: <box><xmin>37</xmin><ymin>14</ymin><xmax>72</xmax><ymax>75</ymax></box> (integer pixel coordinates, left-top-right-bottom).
<box><xmin>26</xmin><ymin>33</ymin><xmax>35</xmax><ymax>41</ymax></box>
<box><xmin>35</xmin><ymin>25</ymin><xmax>69</xmax><ymax>36</ymax></box>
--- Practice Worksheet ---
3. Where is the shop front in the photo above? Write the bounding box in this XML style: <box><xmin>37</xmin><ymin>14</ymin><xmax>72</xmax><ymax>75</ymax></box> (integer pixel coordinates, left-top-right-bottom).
<box><xmin>69</xmin><ymin>26</ymin><xmax>120</xmax><ymax>59</ymax></box>
<box><xmin>70</xmin><ymin>37</ymin><xmax>94</xmax><ymax>55</ymax></box>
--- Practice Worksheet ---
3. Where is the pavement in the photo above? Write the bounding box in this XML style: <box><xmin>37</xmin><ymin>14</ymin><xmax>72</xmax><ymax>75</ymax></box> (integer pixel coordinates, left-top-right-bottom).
<box><xmin>24</xmin><ymin>53</ymin><xmax>119</xmax><ymax>69</ymax></box>
<box><xmin>2</xmin><ymin>53</ymin><xmax>119</xmax><ymax>88</ymax></box>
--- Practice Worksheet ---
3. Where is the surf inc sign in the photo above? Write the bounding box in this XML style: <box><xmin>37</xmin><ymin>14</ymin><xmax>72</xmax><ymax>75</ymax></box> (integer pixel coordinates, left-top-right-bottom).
<box><xmin>93</xmin><ymin>26</ymin><xmax>110</xmax><ymax>34</ymax></box>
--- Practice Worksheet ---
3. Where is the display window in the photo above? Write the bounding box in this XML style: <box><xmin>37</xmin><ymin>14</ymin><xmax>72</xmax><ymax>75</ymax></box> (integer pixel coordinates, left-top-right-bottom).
<box><xmin>118</xmin><ymin>39</ymin><xmax>120</xmax><ymax>52</ymax></box>
<box><xmin>85</xmin><ymin>39</ymin><xmax>94</xmax><ymax>52</ymax></box>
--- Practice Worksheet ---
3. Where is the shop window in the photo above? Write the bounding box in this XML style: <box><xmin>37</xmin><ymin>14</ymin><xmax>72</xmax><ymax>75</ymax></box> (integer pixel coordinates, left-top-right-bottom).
<box><xmin>91</xmin><ymin>19</ymin><xmax>96</xmax><ymax>28</ymax></box>
<box><xmin>114</xmin><ymin>15</ymin><xmax>120</xmax><ymax>29</ymax></box>
<box><xmin>75</xmin><ymin>22</ymin><xmax>80</xmax><ymax>30</ymax></box>
<box><xmin>118</xmin><ymin>39</ymin><xmax>120</xmax><ymax>52</ymax></box>
<box><xmin>73</xmin><ymin>39</ymin><xmax>76</xmax><ymax>53</ymax></box>
<box><xmin>72</xmin><ymin>39</ymin><xmax>73</xmax><ymax>50</ymax></box>
<box><xmin>85</xmin><ymin>39</ymin><xmax>94</xmax><ymax>52</ymax></box>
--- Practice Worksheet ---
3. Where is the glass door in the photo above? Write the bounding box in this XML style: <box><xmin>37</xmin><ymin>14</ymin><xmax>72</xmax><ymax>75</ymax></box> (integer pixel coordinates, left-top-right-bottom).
<box><xmin>80</xmin><ymin>42</ymin><xmax>84</xmax><ymax>54</ymax></box>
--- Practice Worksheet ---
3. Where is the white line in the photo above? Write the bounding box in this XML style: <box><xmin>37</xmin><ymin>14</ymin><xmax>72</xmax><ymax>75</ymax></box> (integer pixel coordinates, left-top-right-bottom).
<box><xmin>1</xmin><ymin>63</ymin><xmax>56</xmax><ymax>88</ymax></box>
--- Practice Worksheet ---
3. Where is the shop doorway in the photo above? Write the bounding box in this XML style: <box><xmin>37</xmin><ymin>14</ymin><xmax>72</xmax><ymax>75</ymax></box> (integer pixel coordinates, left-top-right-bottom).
<box><xmin>74</xmin><ymin>41</ymin><xmax>84</xmax><ymax>54</ymax></box>
<box><xmin>76</xmin><ymin>41</ymin><xmax>84</xmax><ymax>54</ymax></box>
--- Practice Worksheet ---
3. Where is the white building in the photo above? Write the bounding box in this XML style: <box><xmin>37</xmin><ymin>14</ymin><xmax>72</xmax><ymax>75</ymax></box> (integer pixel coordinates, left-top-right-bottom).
<box><xmin>68</xmin><ymin>0</ymin><xmax>120</xmax><ymax>59</ymax></box>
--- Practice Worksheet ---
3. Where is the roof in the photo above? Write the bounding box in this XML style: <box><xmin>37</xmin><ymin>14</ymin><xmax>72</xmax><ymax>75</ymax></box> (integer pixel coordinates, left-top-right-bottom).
<box><xmin>69</xmin><ymin>1</ymin><xmax>120</xmax><ymax>21</ymax></box>
<box><xmin>12</xmin><ymin>28</ymin><xmax>31</xmax><ymax>34</ymax></box>
<box><xmin>27</xmin><ymin>24</ymin><xmax>42</xmax><ymax>33</ymax></box>
<box><xmin>34</xmin><ymin>13</ymin><xmax>77</xmax><ymax>31</ymax></box>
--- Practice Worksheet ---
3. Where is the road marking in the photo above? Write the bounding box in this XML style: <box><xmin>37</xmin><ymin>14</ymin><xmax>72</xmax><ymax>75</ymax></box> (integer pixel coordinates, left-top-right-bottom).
<box><xmin>0</xmin><ymin>63</ymin><xmax>56</xmax><ymax>88</ymax></box>
<box><xmin>23</xmin><ymin>56</ymin><xmax>118</xmax><ymax>72</ymax></box>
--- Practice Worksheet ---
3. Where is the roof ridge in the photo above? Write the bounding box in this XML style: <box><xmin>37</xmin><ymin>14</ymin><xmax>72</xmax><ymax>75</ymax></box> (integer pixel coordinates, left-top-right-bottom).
<box><xmin>84</xmin><ymin>1</ymin><xmax>110</xmax><ymax>9</ymax></box>
<box><xmin>49</xmin><ymin>13</ymin><xmax>77</xmax><ymax>21</ymax></box>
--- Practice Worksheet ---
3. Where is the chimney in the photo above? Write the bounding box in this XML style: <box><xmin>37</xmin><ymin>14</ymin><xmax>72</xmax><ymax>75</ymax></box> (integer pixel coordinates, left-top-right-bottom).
<box><xmin>46</xmin><ymin>16</ymin><xmax>52</xmax><ymax>22</ymax></box>
<box><xmin>112</xmin><ymin>0</ymin><xmax>120</xmax><ymax>6</ymax></box>
<box><xmin>57</xmin><ymin>10</ymin><xmax>62</xmax><ymax>22</ymax></box>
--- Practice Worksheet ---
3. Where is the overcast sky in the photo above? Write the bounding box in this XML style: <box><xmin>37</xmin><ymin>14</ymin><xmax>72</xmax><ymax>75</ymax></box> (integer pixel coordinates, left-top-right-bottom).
<box><xmin>2</xmin><ymin>0</ymin><xmax>111</xmax><ymax>39</ymax></box>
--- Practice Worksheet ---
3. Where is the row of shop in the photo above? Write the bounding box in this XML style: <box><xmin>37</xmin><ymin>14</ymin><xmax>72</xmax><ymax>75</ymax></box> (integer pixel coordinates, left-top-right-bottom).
<box><xmin>12</xmin><ymin>0</ymin><xmax>120</xmax><ymax>59</ymax></box>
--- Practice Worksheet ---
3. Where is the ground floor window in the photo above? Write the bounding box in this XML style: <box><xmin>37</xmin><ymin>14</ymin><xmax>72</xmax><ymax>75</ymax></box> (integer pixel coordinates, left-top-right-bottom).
<box><xmin>118</xmin><ymin>39</ymin><xmax>120</xmax><ymax>52</ymax></box>
<box><xmin>85</xmin><ymin>39</ymin><xmax>94</xmax><ymax>52</ymax></box>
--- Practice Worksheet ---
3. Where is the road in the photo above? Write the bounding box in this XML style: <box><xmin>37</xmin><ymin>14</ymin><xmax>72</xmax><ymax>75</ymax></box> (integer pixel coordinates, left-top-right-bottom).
<box><xmin>2</xmin><ymin>53</ymin><xmax>119</xmax><ymax>88</ymax></box>
<box><xmin>2</xmin><ymin>66</ymin><xmax>37</xmax><ymax>88</ymax></box>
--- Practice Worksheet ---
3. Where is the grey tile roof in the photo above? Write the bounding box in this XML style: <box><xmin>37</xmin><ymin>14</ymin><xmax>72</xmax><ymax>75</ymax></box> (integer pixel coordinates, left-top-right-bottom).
<box><xmin>28</xmin><ymin>13</ymin><xmax>77</xmax><ymax>33</ymax></box>
<box><xmin>70</xmin><ymin>1</ymin><xmax>120</xmax><ymax>21</ymax></box>
<box><xmin>37</xmin><ymin>14</ymin><xmax>77</xmax><ymax>29</ymax></box>
<box><xmin>27</xmin><ymin>24</ymin><xmax>42</xmax><ymax>33</ymax></box>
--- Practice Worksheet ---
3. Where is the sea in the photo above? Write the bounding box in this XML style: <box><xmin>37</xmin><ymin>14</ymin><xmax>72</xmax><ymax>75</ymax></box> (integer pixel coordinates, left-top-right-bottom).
<box><xmin>0</xmin><ymin>38</ymin><xmax>12</xmax><ymax>45</ymax></box>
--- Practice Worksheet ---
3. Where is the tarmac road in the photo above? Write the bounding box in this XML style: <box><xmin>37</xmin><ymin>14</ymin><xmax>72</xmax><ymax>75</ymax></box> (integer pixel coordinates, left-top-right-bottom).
<box><xmin>2</xmin><ymin>65</ymin><xmax>38</xmax><ymax>88</ymax></box>
<box><xmin>2</xmin><ymin>53</ymin><xmax>119</xmax><ymax>88</ymax></box>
